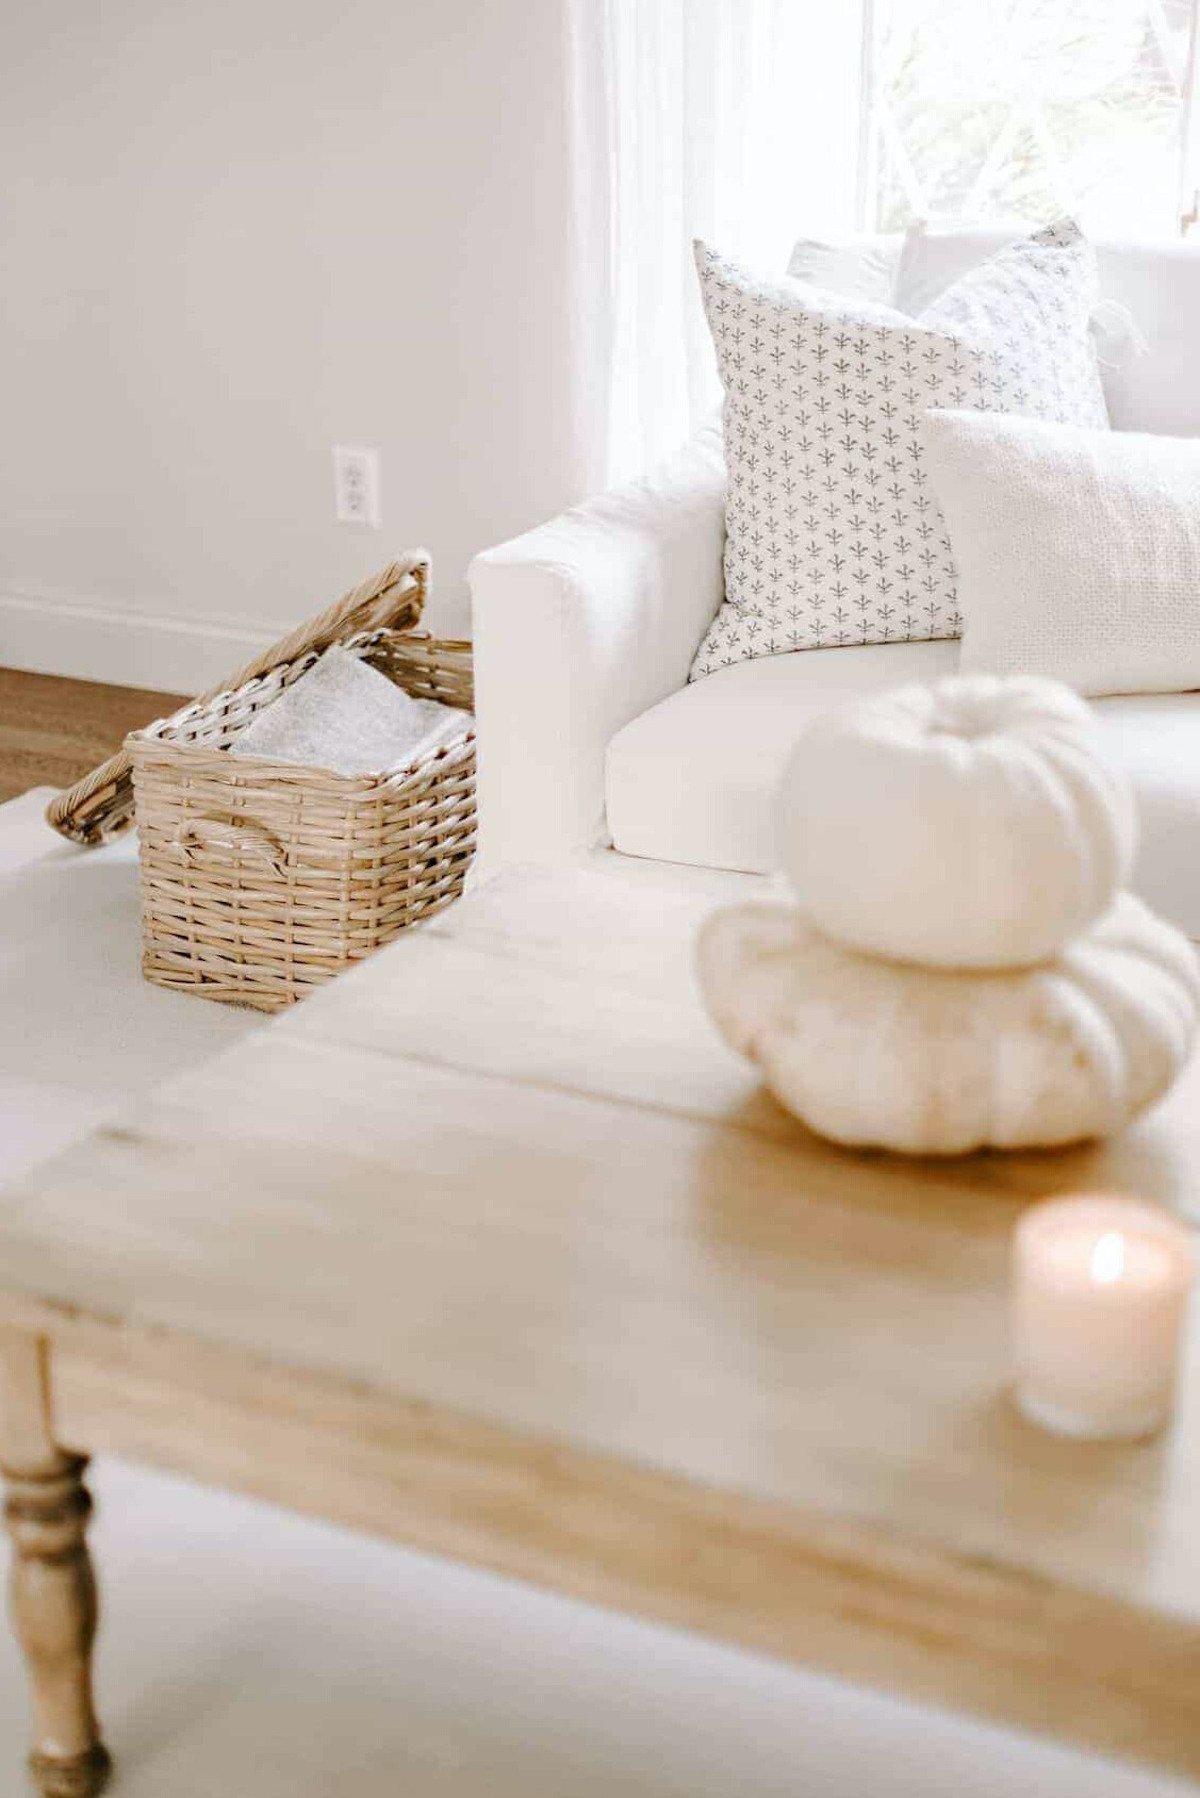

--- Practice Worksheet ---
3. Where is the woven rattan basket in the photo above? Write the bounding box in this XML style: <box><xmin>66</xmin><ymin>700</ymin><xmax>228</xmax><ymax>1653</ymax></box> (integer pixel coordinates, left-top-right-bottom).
<box><xmin>48</xmin><ymin>556</ymin><xmax>476</xmax><ymax>1011</ymax></box>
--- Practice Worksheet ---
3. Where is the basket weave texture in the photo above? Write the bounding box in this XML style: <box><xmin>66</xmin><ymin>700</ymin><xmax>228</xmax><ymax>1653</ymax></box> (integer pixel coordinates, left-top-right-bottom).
<box><xmin>80</xmin><ymin>556</ymin><xmax>474</xmax><ymax>1011</ymax></box>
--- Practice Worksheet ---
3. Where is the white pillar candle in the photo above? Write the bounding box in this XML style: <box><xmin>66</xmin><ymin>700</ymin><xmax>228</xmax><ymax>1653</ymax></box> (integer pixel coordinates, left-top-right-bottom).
<box><xmin>1012</xmin><ymin>1196</ymin><xmax>1194</xmax><ymax>1441</ymax></box>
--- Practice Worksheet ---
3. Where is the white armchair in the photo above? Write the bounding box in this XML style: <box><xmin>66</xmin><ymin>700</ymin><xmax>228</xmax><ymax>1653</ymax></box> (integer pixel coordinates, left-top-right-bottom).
<box><xmin>468</xmin><ymin>424</ymin><xmax>725</xmax><ymax>872</ymax></box>
<box><xmin>469</xmin><ymin>232</ymin><xmax>1200</xmax><ymax>939</ymax></box>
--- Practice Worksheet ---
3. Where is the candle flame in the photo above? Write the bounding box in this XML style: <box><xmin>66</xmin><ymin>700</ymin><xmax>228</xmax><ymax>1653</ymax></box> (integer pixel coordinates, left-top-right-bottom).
<box><xmin>1090</xmin><ymin>1230</ymin><xmax>1127</xmax><ymax>1286</ymax></box>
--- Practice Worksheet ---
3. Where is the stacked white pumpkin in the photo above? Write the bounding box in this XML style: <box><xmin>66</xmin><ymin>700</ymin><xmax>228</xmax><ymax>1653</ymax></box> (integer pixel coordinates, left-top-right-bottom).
<box><xmin>698</xmin><ymin>676</ymin><xmax>1200</xmax><ymax>1155</ymax></box>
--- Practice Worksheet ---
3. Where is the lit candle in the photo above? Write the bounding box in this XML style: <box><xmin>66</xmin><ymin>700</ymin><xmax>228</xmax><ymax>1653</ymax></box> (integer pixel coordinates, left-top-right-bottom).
<box><xmin>1012</xmin><ymin>1196</ymin><xmax>1194</xmax><ymax>1440</ymax></box>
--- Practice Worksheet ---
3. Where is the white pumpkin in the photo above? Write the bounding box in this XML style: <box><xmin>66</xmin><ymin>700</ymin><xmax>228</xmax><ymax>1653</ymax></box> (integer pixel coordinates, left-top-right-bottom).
<box><xmin>697</xmin><ymin>894</ymin><xmax>1199</xmax><ymax>1155</ymax></box>
<box><xmin>776</xmin><ymin>675</ymin><xmax>1135</xmax><ymax>970</ymax></box>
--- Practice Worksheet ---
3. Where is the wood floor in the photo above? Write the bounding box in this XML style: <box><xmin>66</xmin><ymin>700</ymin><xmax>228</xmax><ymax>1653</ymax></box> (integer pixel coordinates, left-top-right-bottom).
<box><xmin>0</xmin><ymin>668</ymin><xmax>185</xmax><ymax>807</ymax></box>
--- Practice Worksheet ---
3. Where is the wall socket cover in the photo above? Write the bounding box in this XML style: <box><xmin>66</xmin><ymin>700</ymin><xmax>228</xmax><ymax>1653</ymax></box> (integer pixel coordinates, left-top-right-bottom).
<box><xmin>333</xmin><ymin>445</ymin><xmax>381</xmax><ymax>527</ymax></box>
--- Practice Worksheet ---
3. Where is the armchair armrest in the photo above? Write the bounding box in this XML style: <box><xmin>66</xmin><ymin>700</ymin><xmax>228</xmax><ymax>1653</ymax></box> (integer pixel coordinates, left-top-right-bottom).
<box><xmin>468</xmin><ymin>425</ymin><xmax>726</xmax><ymax>870</ymax></box>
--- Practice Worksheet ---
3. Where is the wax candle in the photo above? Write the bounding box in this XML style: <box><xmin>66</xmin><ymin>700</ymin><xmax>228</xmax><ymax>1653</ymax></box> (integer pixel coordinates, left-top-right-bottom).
<box><xmin>1012</xmin><ymin>1196</ymin><xmax>1194</xmax><ymax>1440</ymax></box>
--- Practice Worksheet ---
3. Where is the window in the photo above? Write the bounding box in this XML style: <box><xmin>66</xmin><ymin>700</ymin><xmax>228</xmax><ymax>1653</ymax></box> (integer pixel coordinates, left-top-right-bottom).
<box><xmin>864</xmin><ymin>0</ymin><xmax>1200</xmax><ymax>235</ymax></box>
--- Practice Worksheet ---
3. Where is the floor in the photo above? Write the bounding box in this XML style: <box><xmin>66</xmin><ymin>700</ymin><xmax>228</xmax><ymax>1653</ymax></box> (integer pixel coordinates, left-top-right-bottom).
<box><xmin>0</xmin><ymin>666</ymin><xmax>184</xmax><ymax>805</ymax></box>
<box><xmin>0</xmin><ymin>671</ymin><xmax>1193</xmax><ymax>1797</ymax></box>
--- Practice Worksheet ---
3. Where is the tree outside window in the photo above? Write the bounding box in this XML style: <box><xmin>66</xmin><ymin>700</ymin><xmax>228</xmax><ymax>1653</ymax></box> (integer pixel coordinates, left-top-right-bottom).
<box><xmin>865</xmin><ymin>0</ymin><xmax>1199</xmax><ymax>234</ymax></box>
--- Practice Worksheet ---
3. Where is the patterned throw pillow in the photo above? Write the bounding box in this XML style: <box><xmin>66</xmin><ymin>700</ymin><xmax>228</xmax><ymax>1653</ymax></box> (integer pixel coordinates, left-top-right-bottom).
<box><xmin>688</xmin><ymin>220</ymin><xmax>1109</xmax><ymax>682</ymax></box>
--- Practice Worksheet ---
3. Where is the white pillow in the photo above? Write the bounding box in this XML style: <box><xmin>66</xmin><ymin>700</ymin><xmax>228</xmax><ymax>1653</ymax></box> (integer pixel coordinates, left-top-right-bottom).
<box><xmin>786</xmin><ymin>232</ymin><xmax>901</xmax><ymax>308</ymax></box>
<box><xmin>690</xmin><ymin>220</ymin><xmax>1109</xmax><ymax>681</ymax></box>
<box><xmin>893</xmin><ymin>220</ymin><xmax>1031</xmax><ymax>315</ymax></box>
<box><xmin>922</xmin><ymin>408</ymin><xmax>1200</xmax><ymax>698</ymax></box>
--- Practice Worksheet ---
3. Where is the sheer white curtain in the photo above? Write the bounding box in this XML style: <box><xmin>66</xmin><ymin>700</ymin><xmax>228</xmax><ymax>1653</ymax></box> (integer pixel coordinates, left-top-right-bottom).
<box><xmin>567</xmin><ymin>1</ymin><xmax>867</xmax><ymax>487</ymax></box>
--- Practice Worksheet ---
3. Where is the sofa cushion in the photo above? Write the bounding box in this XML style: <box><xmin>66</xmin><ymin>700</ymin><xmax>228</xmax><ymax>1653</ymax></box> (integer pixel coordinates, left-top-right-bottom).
<box><xmin>608</xmin><ymin>641</ymin><xmax>957</xmax><ymax>871</ymax></box>
<box><xmin>786</xmin><ymin>232</ymin><xmax>902</xmax><ymax>306</ymax></box>
<box><xmin>1093</xmin><ymin>240</ymin><xmax>1200</xmax><ymax>436</ymax></box>
<box><xmin>1091</xmin><ymin>696</ymin><xmax>1200</xmax><ymax>940</ymax></box>
<box><xmin>606</xmin><ymin>645</ymin><xmax>1200</xmax><ymax>939</ymax></box>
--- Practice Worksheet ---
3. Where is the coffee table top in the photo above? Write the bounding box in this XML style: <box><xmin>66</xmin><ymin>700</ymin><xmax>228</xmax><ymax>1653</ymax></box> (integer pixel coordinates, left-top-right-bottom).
<box><xmin>3</xmin><ymin>861</ymin><xmax>1200</xmax><ymax>1766</ymax></box>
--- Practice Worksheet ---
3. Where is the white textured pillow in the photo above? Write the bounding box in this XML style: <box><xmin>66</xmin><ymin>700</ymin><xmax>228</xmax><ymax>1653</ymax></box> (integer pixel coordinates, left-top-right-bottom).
<box><xmin>690</xmin><ymin>220</ymin><xmax>1109</xmax><ymax>681</ymax></box>
<box><xmin>923</xmin><ymin>409</ymin><xmax>1200</xmax><ymax>698</ymax></box>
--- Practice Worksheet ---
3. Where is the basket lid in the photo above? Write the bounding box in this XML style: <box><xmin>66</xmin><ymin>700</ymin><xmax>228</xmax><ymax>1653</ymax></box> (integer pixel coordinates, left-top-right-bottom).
<box><xmin>46</xmin><ymin>554</ymin><xmax>430</xmax><ymax>845</ymax></box>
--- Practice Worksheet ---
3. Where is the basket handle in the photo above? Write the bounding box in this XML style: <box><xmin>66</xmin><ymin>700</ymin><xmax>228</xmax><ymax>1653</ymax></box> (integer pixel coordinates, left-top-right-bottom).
<box><xmin>45</xmin><ymin>554</ymin><xmax>430</xmax><ymax>846</ymax></box>
<box><xmin>175</xmin><ymin>816</ymin><xmax>287</xmax><ymax>878</ymax></box>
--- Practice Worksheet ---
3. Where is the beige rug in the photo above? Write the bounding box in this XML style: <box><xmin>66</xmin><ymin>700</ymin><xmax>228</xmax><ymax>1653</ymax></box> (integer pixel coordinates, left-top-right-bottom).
<box><xmin>0</xmin><ymin>787</ymin><xmax>255</xmax><ymax>1182</ymax></box>
<box><xmin>0</xmin><ymin>789</ymin><xmax>1189</xmax><ymax>1797</ymax></box>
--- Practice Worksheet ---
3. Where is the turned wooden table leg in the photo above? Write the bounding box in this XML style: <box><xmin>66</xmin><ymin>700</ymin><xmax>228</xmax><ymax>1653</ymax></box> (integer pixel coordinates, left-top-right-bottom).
<box><xmin>0</xmin><ymin>1332</ymin><xmax>111</xmax><ymax>1798</ymax></box>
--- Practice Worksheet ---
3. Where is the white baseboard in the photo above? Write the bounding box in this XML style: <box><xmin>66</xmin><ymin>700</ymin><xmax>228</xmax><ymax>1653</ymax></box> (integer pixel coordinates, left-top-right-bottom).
<box><xmin>0</xmin><ymin>586</ymin><xmax>276</xmax><ymax>694</ymax></box>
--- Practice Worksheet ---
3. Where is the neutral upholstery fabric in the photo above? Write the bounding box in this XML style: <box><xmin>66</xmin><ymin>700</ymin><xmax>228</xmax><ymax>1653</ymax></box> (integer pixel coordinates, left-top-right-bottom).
<box><xmin>1093</xmin><ymin>697</ymin><xmax>1200</xmax><ymax>941</ymax></box>
<box><xmin>605</xmin><ymin>645</ymin><xmax>1200</xmax><ymax>939</ymax></box>
<box><xmin>609</xmin><ymin>641</ymin><xmax>957</xmax><ymax>870</ymax></box>
<box><xmin>690</xmin><ymin>222</ymin><xmax>1108</xmax><ymax>679</ymax></box>
<box><xmin>923</xmin><ymin>409</ymin><xmax>1200</xmax><ymax>698</ymax></box>
<box><xmin>785</xmin><ymin>233</ymin><xmax>902</xmax><ymax>306</ymax></box>
<box><xmin>1092</xmin><ymin>240</ymin><xmax>1200</xmax><ymax>435</ymax></box>
<box><xmin>468</xmin><ymin>423</ymin><xmax>727</xmax><ymax>872</ymax></box>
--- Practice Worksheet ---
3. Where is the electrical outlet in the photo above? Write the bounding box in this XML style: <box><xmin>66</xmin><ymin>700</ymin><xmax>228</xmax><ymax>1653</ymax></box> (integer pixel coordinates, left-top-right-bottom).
<box><xmin>333</xmin><ymin>445</ymin><xmax>381</xmax><ymax>527</ymax></box>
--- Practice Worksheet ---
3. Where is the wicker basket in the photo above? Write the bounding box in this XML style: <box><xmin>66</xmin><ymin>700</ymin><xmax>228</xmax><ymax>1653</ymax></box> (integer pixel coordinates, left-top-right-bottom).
<box><xmin>48</xmin><ymin>556</ymin><xmax>476</xmax><ymax>1011</ymax></box>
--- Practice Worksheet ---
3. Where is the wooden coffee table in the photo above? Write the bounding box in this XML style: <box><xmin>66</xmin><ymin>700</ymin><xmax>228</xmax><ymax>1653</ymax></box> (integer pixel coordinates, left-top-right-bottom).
<box><xmin>2</xmin><ymin>862</ymin><xmax>1199</xmax><ymax>1795</ymax></box>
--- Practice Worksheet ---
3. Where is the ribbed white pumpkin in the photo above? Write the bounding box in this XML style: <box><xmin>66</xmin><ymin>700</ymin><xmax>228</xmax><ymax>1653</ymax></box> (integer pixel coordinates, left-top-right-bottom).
<box><xmin>697</xmin><ymin>894</ymin><xmax>1199</xmax><ymax>1155</ymax></box>
<box><xmin>777</xmin><ymin>675</ymin><xmax>1135</xmax><ymax>969</ymax></box>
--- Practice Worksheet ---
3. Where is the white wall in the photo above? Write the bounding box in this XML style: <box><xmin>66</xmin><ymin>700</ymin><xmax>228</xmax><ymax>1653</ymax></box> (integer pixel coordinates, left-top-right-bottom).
<box><xmin>0</xmin><ymin>0</ymin><xmax>583</xmax><ymax>689</ymax></box>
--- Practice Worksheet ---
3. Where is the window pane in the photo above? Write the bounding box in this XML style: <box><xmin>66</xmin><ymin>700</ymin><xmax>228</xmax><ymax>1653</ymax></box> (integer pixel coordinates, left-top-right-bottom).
<box><xmin>869</xmin><ymin>0</ymin><xmax>1195</xmax><ymax>235</ymax></box>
